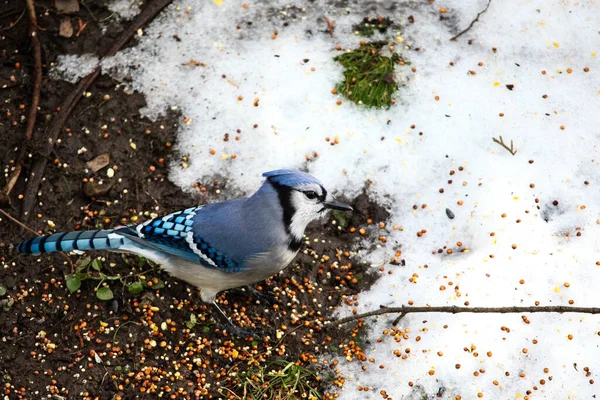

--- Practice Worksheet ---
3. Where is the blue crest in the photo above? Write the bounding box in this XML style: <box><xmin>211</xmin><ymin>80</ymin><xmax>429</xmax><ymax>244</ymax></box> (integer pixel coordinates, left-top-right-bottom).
<box><xmin>262</xmin><ymin>169</ymin><xmax>323</xmax><ymax>188</ymax></box>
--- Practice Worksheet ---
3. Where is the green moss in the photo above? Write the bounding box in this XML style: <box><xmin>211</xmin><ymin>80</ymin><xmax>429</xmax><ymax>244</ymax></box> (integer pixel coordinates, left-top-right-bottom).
<box><xmin>353</xmin><ymin>17</ymin><xmax>395</xmax><ymax>37</ymax></box>
<box><xmin>230</xmin><ymin>361</ymin><xmax>323</xmax><ymax>400</ymax></box>
<box><xmin>334</xmin><ymin>41</ymin><xmax>406</xmax><ymax>108</ymax></box>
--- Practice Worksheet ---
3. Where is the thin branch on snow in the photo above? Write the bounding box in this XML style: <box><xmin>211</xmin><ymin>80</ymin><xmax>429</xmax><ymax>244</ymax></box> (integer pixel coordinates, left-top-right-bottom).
<box><xmin>450</xmin><ymin>0</ymin><xmax>492</xmax><ymax>41</ymax></box>
<box><xmin>324</xmin><ymin>16</ymin><xmax>335</xmax><ymax>38</ymax></box>
<box><xmin>492</xmin><ymin>135</ymin><xmax>517</xmax><ymax>155</ymax></box>
<box><xmin>328</xmin><ymin>305</ymin><xmax>600</xmax><ymax>327</ymax></box>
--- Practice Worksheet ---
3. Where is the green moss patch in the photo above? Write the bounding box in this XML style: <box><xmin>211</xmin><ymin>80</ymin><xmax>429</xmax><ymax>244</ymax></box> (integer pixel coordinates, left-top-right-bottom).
<box><xmin>333</xmin><ymin>41</ymin><xmax>406</xmax><ymax>108</ymax></box>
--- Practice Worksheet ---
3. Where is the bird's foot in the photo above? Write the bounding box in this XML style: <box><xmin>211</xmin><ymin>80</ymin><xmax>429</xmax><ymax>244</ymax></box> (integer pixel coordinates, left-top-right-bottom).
<box><xmin>229</xmin><ymin>285</ymin><xmax>278</xmax><ymax>305</ymax></box>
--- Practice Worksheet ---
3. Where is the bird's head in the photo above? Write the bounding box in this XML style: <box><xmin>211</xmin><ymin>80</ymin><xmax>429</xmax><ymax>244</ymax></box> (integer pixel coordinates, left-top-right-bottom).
<box><xmin>262</xmin><ymin>169</ymin><xmax>352</xmax><ymax>246</ymax></box>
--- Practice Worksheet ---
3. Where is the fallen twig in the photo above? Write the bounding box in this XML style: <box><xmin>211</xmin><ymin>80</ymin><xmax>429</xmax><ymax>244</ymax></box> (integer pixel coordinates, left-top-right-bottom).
<box><xmin>324</xmin><ymin>16</ymin><xmax>335</xmax><ymax>38</ymax></box>
<box><xmin>0</xmin><ymin>208</ymin><xmax>73</xmax><ymax>269</ymax></box>
<box><xmin>0</xmin><ymin>6</ymin><xmax>24</xmax><ymax>28</ymax></box>
<box><xmin>0</xmin><ymin>207</ymin><xmax>39</xmax><ymax>237</ymax></box>
<box><xmin>19</xmin><ymin>0</ymin><xmax>175</xmax><ymax>221</ymax></box>
<box><xmin>329</xmin><ymin>304</ymin><xmax>600</xmax><ymax>327</ymax></box>
<box><xmin>25</xmin><ymin>0</ymin><xmax>42</xmax><ymax>141</ymax></box>
<box><xmin>492</xmin><ymin>135</ymin><xmax>517</xmax><ymax>155</ymax></box>
<box><xmin>449</xmin><ymin>0</ymin><xmax>492</xmax><ymax>41</ymax></box>
<box><xmin>0</xmin><ymin>0</ymin><xmax>42</xmax><ymax>206</ymax></box>
<box><xmin>75</xmin><ymin>18</ymin><xmax>88</xmax><ymax>37</ymax></box>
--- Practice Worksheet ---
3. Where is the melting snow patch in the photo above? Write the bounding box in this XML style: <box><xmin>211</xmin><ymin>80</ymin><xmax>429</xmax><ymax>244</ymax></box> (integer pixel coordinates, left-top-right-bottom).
<box><xmin>108</xmin><ymin>0</ymin><xmax>142</xmax><ymax>20</ymax></box>
<box><xmin>79</xmin><ymin>0</ymin><xmax>600</xmax><ymax>398</ymax></box>
<box><xmin>51</xmin><ymin>54</ymin><xmax>99</xmax><ymax>83</ymax></box>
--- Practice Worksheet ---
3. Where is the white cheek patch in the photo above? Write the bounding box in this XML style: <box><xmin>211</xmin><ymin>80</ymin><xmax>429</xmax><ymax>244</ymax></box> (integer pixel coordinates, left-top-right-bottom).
<box><xmin>288</xmin><ymin>193</ymin><xmax>323</xmax><ymax>240</ymax></box>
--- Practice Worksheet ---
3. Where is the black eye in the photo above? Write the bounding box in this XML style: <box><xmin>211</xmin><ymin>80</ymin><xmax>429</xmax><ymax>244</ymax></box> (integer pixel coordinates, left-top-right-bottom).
<box><xmin>304</xmin><ymin>190</ymin><xmax>318</xmax><ymax>200</ymax></box>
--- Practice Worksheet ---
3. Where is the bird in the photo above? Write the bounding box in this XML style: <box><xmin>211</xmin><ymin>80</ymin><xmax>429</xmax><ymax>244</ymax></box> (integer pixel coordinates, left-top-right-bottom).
<box><xmin>17</xmin><ymin>169</ymin><xmax>353</xmax><ymax>332</ymax></box>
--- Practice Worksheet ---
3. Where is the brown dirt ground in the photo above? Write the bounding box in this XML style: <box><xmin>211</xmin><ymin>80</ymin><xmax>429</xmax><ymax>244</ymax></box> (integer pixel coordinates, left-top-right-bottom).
<box><xmin>0</xmin><ymin>2</ymin><xmax>394</xmax><ymax>399</ymax></box>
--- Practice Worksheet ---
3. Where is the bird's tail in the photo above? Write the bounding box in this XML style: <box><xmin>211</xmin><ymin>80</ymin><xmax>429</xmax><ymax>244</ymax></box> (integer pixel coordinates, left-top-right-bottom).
<box><xmin>17</xmin><ymin>229</ymin><xmax>127</xmax><ymax>255</ymax></box>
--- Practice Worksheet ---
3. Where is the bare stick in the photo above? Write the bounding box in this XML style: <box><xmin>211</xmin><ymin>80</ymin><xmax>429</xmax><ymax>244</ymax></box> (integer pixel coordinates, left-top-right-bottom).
<box><xmin>0</xmin><ymin>208</ymin><xmax>73</xmax><ymax>268</ymax></box>
<box><xmin>450</xmin><ymin>0</ymin><xmax>492</xmax><ymax>41</ymax></box>
<box><xmin>23</xmin><ymin>0</ymin><xmax>41</xmax><ymax>141</ymax></box>
<box><xmin>391</xmin><ymin>312</ymin><xmax>406</xmax><ymax>326</ymax></box>
<box><xmin>329</xmin><ymin>305</ymin><xmax>600</xmax><ymax>327</ymax></box>
<box><xmin>19</xmin><ymin>0</ymin><xmax>174</xmax><ymax>221</ymax></box>
<box><xmin>0</xmin><ymin>0</ymin><xmax>42</xmax><ymax>206</ymax></box>
<box><xmin>0</xmin><ymin>208</ymin><xmax>39</xmax><ymax>237</ymax></box>
<box><xmin>492</xmin><ymin>135</ymin><xmax>517</xmax><ymax>155</ymax></box>
<box><xmin>324</xmin><ymin>17</ymin><xmax>335</xmax><ymax>38</ymax></box>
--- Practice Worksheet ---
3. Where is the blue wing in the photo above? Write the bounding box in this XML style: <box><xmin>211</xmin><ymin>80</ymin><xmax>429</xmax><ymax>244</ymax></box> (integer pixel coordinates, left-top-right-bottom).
<box><xmin>116</xmin><ymin>206</ymin><xmax>244</xmax><ymax>272</ymax></box>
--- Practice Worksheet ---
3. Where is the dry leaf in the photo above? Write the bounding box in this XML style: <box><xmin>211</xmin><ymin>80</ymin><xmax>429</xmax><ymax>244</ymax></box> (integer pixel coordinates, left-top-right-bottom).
<box><xmin>86</xmin><ymin>153</ymin><xmax>110</xmax><ymax>172</ymax></box>
<box><xmin>183</xmin><ymin>60</ymin><xmax>206</xmax><ymax>67</ymax></box>
<box><xmin>59</xmin><ymin>18</ymin><xmax>73</xmax><ymax>38</ymax></box>
<box><xmin>83</xmin><ymin>180</ymin><xmax>113</xmax><ymax>198</ymax></box>
<box><xmin>55</xmin><ymin>0</ymin><xmax>80</xmax><ymax>14</ymax></box>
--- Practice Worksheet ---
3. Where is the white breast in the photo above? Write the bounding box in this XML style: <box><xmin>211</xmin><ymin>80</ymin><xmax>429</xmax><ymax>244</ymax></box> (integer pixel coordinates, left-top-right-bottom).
<box><xmin>244</xmin><ymin>245</ymin><xmax>298</xmax><ymax>282</ymax></box>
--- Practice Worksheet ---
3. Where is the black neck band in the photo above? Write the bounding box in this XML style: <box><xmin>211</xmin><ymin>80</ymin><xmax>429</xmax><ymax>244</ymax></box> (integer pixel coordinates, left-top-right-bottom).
<box><xmin>269</xmin><ymin>181</ymin><xmax>302</xmax><ymax>252</ymax></box>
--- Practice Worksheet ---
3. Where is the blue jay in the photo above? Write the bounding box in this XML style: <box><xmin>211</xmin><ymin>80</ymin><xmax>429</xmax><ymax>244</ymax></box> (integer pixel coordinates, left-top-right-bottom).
<box><xmin>17</xmin><ymin>169</ymin><xmax>352</xmax><ymax>330</ymax></box>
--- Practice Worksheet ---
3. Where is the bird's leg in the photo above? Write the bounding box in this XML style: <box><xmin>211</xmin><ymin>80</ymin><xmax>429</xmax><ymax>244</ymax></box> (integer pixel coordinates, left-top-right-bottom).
<box><xmin>211</xmin><ymin>301</ymin><xmax>266</xmax><ymax>338</ymax></box>
<box><xmin>211</xmin><ymin>301</ymin><xmax>236</xmax><ymax>329</ymax></box>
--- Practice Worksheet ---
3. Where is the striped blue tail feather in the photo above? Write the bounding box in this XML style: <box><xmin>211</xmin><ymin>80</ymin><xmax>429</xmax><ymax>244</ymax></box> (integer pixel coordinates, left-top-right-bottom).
<box><xmin>18</xmin><ymin>229</ymin><xmax>126</xmax><ymax>255</ymax></box>
<box><xmin>17</xmin><ymin>205</ymin><xmax>243</xmax><ymax>272</ymax></box>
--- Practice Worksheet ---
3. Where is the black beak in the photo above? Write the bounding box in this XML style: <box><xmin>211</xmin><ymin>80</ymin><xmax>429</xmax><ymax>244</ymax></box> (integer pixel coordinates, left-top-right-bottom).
<box><xmin>322</xmin><ymin>198</ymin><xmax>353</xmax><ymax>211</ymax></box>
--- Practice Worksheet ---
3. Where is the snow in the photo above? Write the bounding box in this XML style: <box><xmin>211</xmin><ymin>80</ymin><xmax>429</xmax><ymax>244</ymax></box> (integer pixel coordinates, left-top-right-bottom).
<box><xmin>61</xmin><ymin>0</ymin><xmax>600</xmax><ymax>398</ymax></box>
<box><xmin>50</xmin><ymin>54</ymin><xmax>99</xmax><ymax>83</ymax></box>
<box><xmin>107</xmin><ymin>0</ymin><xmax>142</xmax><ymax>20</ymax></box>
